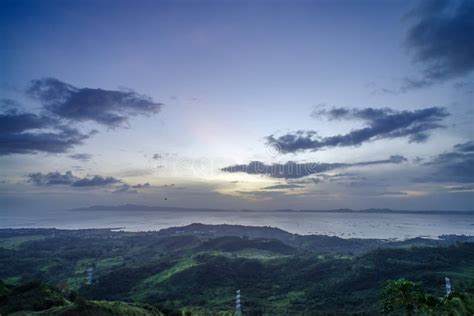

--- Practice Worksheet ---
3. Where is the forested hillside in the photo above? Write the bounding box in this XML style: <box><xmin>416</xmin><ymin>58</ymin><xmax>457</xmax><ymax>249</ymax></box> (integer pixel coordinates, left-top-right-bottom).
<box><xmin>1</xmin><ymin>225</ymin><xmax>473</xmax><ymax>315</ymax></box>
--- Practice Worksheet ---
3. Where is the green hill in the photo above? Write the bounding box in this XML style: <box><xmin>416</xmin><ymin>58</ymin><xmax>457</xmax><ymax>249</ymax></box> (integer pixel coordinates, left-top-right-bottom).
<box><xmin>1</xmin><ymin>225</ymin><xmax>473</xmax><ymax>315</ymax></box>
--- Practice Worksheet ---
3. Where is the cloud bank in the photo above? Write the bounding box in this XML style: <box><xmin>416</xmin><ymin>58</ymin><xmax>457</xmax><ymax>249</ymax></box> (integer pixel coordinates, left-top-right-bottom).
<box><xmin>1</xmin><ymin>78</ymin><xmax>163</xmax><ymax>155</ymax></box>
<box><xmin>221</xmin><ymin>155</ymin><xmax>406</xmax><ymax>179</ymax></box>
<box><xmin>267</xmin><ymin>106</ymin><xmax>448</xmax><ymax>153</ymax></box>
<box><xmin>403</xmin><ymin>0</ymin><xmax>474</xmax><ymax>89</ymax></box>
<box><xmin>421</xmin><ymin>140</ymin><xmax>474</xmax><ymax>183</ymax></box>
<box><xmin>27</xmin><ymin>171</ymin><xmax>155</xmax><ymax>196</ymax></box>
<box><xmin>112</xmin><ymin>183</ymin><xmax>151</xmax><ymax>194</ymax></box>
<box><xmin>28</xmin><ymin>78</ymin><xmax>163</xmax><ymax>127</ymax></box>
<box><xmin>28</xmin><ymin>171</ymin><xmax>120</xmax><ymax>187</ymax></box>
<box><xmin>0</xmin><ymin>109</ymin><xmax>92</xmax><ymax>155</ymax></box>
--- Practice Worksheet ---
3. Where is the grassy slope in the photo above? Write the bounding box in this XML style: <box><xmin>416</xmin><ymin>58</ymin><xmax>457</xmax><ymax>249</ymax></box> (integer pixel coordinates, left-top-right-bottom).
<box><xmin>30</xmin><ymin>300</ymin><xmax>164</xmax><ymax>316</ymax></box>
<box><xmin>131</xmin><ymin>257</ymin><xmax>197</xmax><ymax>301</ymax></box>
<box><xmin>0</xmin><ymin>235</ymin><xmax>47</xmax><ymax>250</ymax></box>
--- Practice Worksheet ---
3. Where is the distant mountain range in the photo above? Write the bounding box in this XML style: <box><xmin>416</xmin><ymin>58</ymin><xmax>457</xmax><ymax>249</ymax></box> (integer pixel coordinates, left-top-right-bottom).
<box><xmin>68</xmin><ymin>204</ymin><xmax>474</xmax><ymax>215</ymax></box>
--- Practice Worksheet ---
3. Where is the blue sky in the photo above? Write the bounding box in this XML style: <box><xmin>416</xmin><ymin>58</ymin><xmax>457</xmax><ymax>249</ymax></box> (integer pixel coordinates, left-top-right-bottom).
<box><xmin>1</xmin><ymin>0</ymin><xmax>473</xmax><ymax>211</ymax></box>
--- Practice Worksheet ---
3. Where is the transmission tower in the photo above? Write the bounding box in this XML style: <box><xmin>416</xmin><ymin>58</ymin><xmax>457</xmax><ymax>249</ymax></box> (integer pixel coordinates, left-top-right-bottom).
<box><xmin>445</xmin><ymin>277</ymin><xmax>452</xmax><ymax>295</ymax></box>
<box><xmin>235</xmin><ymin>289</ymin><xmax>242</xmax><ymax>316</ymax></box>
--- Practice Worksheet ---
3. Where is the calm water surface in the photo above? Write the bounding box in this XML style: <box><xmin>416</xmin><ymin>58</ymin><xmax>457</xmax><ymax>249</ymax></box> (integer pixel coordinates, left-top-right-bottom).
<box><xmin>1</xmin><ymin>209</ymin><xmax>473</xmax><ymax>240</ymax></box>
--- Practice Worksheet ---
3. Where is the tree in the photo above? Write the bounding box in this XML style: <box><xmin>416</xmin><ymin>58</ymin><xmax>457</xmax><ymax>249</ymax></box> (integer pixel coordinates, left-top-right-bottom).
<box><xmin>381</xmin><ymin>278</ymin><xmax>425</xmax><ymax>316</ymax></box>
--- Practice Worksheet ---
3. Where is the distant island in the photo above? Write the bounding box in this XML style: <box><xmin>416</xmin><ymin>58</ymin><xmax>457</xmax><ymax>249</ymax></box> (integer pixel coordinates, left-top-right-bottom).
<box><xmin>68</xmin><ymin>204</ymin><xmax>474</xmax><ymax>215</ymax></box>
<box><xmin>68</xmin><ymin>204</ymin><xmax>229</xmax><ymax>213</ymax></box>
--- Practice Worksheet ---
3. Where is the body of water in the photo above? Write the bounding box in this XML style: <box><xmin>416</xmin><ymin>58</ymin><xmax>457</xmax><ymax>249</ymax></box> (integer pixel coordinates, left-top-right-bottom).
<box><xmin>1</xmin><ymin>209</ymin><xmax>473</xmax><ymax>240</ymax></box>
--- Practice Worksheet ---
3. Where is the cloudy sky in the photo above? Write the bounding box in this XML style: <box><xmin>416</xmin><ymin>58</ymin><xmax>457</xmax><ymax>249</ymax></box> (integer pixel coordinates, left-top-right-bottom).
<box><xmin>1</xmin><ymin>0</ymin><xmax>473</xmax><ymax>211</ymax></box>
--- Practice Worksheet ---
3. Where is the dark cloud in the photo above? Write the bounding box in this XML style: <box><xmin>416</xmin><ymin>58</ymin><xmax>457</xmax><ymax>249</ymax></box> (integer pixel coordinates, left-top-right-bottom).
<box><xmin>72</xmin><ymin>175</ymin><xmax>120</xmax><ymax>187</ymax></box>
<box><xmin>131</xmin><ymin>183</ymin><xmax>151</xmax><ymax>189</ymax></box>
<box><xmin>420</xmin><ymin>141</ymin><xmax>474</xmax><ymax>183</ymax></box>
<box><xmin>0</xmin><ymin>110</ymin><xmax>92</xmax><ymax>155</ymax></box>
<box><xmin>28</xmin><ymin>171</ymin><xmax>120</xmax><ymax>187</ymax></box>
<box><xmin>294</xmin><ymin>173</ymin><xmax>368</xmax><ymax>184</ymax></box>
<box><xmin>221</xmin><ymin>155</ymin><xmax>406</xmax><ymax>179</ymax></box>
<box><xmin>454</xmin><ymin>140</ymin><xmax>474</xmax><ymax>153</ymax></box>
<box><xmin>0</xmin><ymin>128</ymin><xmax>90</xmax><ymax>155</ymax></box>
<box><xmin>287</xmin><ymin>173</ymin><xmax>369</xmax><ymax>186</ymax></box>
<box><xmin>111</xmin><ymin>182</ymin><xmax>182</xmax><ymax>194</ymax></box>
<box><xmin>413</xmin><ymin>156</ymin><xmax>425</xmax><ymax>164</ymax></box>
<box><xmin>68</xmin><ymin>153</ymin><xmax>92</xmax><ymax>162</ymax></box>
<box><xmin>28</xmin><ymin>171</ymin><xmax>79</xmax><ymax>186</ymax></box>
<box><xmin>289</xmin><ymin>177</ymin><xmax>322</xmax><ymax>184</ymax></box>
<box><xmin>358</xmin><ymin>155</ymin><xmax>407</xmax><ymax>165</ymax></box>
<box><xmin>150</xmin><ymin>152</ymin><xmax>177</xmax><ymax>160</ymax></box>
<box><xmin>267</xmin><ymin>106</ymin><xmax>448</xmax><ymax>153</ymax></box>
<box><xmin>156</xmin><ymin>184</ymin><xmax>177</xmax><ymax>189</ymax></box>
<box><xmin>113</xmin><ymin>184</ymin><xmax>138</xmax><ymax>194</ymax></box>
<box><xmin>323</xmin><ymin>173</ymin><xmax>365</xmax><ymax>181</ymax></box>
<box><xmin>0</xmin><ymin>110</ymin><xmax>57</xmax><ymax>134</ymax></box>
<box><xmin>2</xmin><ymin>78</ymin><xmax>162</xmax><ymax>155</ymax></box>
<box><xmin>112</xmin><ymin>182</ymin><xmax>151</xmax><ymax>194</ymax></box>
<box><xmin>403</xmin><ymin>0</ymin><xmax>474</xmax><ymax>89</ymax></box>
<box><xmin>261</xmin><ymin>184</ymin><xmax>304</xmax><ymax>190</ymax></box>
<box><xmin>448</xmin><ymin>185</ymin><xmax>474</xmax><ymax>192</ymax></box>
<box><xmin>27</xmin><ymin>78</ymin><xmax>163</xmax><ymax>127</ymax></box>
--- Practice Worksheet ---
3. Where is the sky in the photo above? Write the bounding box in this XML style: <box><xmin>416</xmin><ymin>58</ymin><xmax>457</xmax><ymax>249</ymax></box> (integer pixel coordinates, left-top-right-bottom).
<box><xmin>0</xmin><ymin>0</ymin><xmax>473</xmax><ymax>211</ymax></box>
